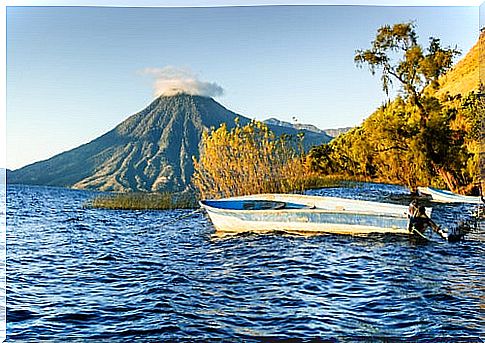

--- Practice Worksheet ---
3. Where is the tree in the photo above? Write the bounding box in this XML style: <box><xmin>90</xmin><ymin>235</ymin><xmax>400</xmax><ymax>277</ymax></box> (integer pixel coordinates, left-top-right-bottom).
<box><xmin>355</xmin><ymin>22</ymin><xmax>459</xmax><ymax>118</ymax></box>
<box><xmin>354</xmin><ymin>22</ymin><xmax>467</xmax><ymax>193</ymax></box>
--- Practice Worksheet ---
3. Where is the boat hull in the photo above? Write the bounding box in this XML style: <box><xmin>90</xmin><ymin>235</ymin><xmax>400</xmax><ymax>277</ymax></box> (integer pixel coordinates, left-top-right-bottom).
<box><xmin>201</xmin><ymin>194</ymin><xmax>415</xmax><ymax>235</ymax></box>
<box><xmin>418</xmin><ymin>187</ymin><xmax>483</xmax><ymax>204</ymax></box>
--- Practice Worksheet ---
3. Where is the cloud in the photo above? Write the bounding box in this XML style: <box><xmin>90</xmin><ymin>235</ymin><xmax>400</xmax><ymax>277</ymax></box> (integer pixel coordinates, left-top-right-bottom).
<box><xmin>141</xmin><ymin>66</ymin><xmax>224</xmax><ymax>98</ymax></box>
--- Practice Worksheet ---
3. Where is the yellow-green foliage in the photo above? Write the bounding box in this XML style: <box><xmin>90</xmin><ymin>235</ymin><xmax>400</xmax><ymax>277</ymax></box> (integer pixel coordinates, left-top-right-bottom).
<box><xmin>312</xmin><ymin>22</ymin><xmax>482</xmax><ymax>194</ymax></box>
<box><xmin>192</xmin><ymin>120</ymin><xmax>311</xmax><ymax>199</ymax></box>
<box><xmin>309</xmin><ymin>92</ymin><xmax>482</xmax><ymax>193</ymax></box>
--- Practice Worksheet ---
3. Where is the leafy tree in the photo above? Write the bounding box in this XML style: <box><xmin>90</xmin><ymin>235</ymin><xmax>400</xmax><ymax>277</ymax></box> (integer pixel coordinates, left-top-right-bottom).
<box><xmin>355</xmin><ymin>22</ymin><xmax>460</xmax><ymax>118</ymax></box>
<box><xmin>354</xmin><ymin>22</ymin><xmax>471</xmax><ymax>193</ymax></box>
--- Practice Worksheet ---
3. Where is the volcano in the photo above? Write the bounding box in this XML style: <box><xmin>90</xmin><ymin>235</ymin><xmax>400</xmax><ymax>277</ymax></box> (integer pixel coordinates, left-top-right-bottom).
<box><xmin>9</xmin><ymin>94</ymin><xmax>331</xmax><ymax>192</ymax></box>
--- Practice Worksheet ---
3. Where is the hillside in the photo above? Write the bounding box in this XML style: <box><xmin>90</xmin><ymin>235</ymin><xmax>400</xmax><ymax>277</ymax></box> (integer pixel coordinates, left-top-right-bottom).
<box><xmin>435</xmin><ymin>31</ymin><xmax>483</xmax><ymax>97</ymax></box>
<box><xmin>9</xmin><ymin>94</ymin><xmax>331</xmax><ymax>192</ymax></box>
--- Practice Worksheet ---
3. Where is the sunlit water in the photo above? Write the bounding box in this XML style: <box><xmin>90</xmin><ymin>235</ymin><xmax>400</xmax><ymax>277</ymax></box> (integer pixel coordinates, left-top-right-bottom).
<box><xmin>6</xmin><ymin>183</ymin><xmax>484</xmax><ymax>340</ymax></box>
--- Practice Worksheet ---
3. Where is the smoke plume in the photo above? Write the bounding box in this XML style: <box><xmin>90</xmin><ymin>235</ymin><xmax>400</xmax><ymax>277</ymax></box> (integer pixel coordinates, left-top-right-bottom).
<box><xmin>141</xmin><ymin>66</ymin><xmax>224</xmax><ymax>98</ymax></box>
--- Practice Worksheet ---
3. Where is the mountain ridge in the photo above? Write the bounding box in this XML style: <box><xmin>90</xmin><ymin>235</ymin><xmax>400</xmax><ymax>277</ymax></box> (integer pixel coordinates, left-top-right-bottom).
<box><xmin>263</xmin><ymin>118</ymin><xmax>352</xmax><ymax>138</ymax></box>
<box><xmin>9</xmin><ymin>94</ymin><xmax>331</xmax><ymax>192</ymax></box>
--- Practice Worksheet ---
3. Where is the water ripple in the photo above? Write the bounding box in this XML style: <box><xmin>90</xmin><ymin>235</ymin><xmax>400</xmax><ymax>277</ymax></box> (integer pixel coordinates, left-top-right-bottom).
<box><xmin>6</xmin><ymin>184</ymin><xmax>484</xmax><ymax>340</ymax></box>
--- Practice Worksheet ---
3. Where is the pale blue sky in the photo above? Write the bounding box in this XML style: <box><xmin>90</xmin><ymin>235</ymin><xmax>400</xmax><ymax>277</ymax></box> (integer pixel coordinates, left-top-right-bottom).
<box><xmin>6</xmin><ymin>4</ymin><xmax>480</xmax><ymax>169</ymax></box>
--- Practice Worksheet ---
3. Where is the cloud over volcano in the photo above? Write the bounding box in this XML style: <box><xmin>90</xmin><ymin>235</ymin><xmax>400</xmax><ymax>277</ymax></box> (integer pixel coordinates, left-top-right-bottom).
<box><xmin>141</xmin><ymin>66</ymin><xmax>224</xmax><ymax>98</ymax></box>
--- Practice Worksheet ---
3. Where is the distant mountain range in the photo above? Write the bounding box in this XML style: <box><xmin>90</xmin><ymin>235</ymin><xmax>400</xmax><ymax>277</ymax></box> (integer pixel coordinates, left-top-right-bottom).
<box><xmin>8</xmin><ymin>94</ymin><xmax>331</xmax><ymax>192</ymax></box>
<box><xmin>264</xmin><ymin>118</ymin><xmax>326</xmax><ymax>134</ymax></box>
<box><xmin>264</xmin><ymin>118</ymin><xmax>352</xmax><ymax>138</ymax></box>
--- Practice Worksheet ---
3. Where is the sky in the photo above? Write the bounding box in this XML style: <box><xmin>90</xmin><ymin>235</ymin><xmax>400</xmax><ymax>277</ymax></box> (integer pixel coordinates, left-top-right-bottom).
<box><xmin>4</xmin><ymin>1</ymin><xmax>482</xmax><ymax>170</ymax></box>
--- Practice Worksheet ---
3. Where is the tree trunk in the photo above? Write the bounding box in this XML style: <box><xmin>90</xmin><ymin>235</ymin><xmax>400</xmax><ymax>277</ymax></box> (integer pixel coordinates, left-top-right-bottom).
<box><xmin>436</xmin><ymin>167</ymin><xmax>461</xmax><ymax>194</ymax></box>
<box><xmin>410</xmin><ymin>93</ymin><xmax>428</xmax><ymax>126</ymax></box>
<box><xmin>457</xmin><ymin>183</ymin><xmax>479</xmax><ymax>196</ymax></box>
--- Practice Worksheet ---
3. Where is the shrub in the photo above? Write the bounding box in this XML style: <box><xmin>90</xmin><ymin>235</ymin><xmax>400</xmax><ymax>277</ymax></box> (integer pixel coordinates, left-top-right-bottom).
<box><xmin>192</xmin><ymin>120</ymin><xmax>310</xmax><ymax>199</ymax></box>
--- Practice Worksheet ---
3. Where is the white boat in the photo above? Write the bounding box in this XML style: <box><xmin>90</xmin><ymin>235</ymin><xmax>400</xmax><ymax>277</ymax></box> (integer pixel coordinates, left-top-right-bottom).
<box><xmin>418</xmin><ymin>187</ymin><xmax>483</xmax><ymax>204</ymax></box>
<box><xmin>200</xmin><ymin>193</ymin><xmax>430</xmax><ymax>235</ymax></box>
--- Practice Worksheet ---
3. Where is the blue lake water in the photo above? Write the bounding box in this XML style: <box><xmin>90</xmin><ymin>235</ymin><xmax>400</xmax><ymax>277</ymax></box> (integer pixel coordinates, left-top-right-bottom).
<box><xmin>6</xmin><ymin>183</ymin><xmax>484</xmax><ymax>340</ymax></box>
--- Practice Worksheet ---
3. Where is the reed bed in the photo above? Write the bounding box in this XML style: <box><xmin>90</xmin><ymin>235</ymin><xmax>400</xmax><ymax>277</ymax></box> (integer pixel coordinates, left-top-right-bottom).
<box><xmin>85</xmin><ymin>192</ymin><xmax>197</xmax><ymax>210</ymax></box>
<box><xmin>193</xmin><ymin>120</ymin><xmax>315</xmax><ymax>199</ymax></box>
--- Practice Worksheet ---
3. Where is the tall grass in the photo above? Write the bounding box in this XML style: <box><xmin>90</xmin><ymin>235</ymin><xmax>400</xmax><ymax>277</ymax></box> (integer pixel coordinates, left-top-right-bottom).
<box><xmin>192</xmin><ymin>119</ymin><xmax>316</xmax><ymax>199</ymax></box>
<box><xmin>85</xmin><ymin>192</ymin><xmax>197</xmax><ymax>210</ymax></box>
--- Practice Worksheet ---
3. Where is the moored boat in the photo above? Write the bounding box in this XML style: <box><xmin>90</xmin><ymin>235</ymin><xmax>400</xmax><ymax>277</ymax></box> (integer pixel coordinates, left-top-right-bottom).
<box><xmin>200</xmin><ymin>193</ymin><xmax>431</xmax><ymax>235</ymax></box>
<box><xmin>418</xmin><ymin>187</ymin><xmax>483</xmax><ymax>204</ymax></box>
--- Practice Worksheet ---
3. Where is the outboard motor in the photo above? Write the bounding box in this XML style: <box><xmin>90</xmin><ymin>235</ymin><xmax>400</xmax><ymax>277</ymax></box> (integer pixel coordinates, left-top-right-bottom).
<box><xmin>446</xmin><ymin>226</ymin><xmax>465</xmax><ymax>242</ymax></box>
<box><xmin>408</xmin><ymin>199</ymin><xmax>466</xmax><ymax>242</ymax></box>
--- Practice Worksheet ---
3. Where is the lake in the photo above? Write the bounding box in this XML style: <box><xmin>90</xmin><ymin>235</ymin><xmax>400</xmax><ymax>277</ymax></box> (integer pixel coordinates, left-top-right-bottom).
<box><xmin>6</xmin><ymin>183</ymin><xmax>484</xmax><ymax>340</ymax></box>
